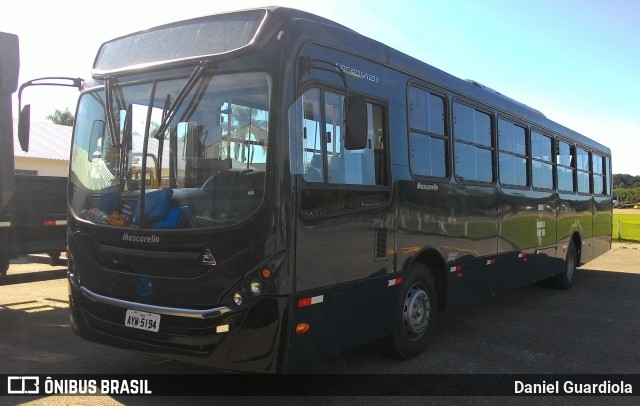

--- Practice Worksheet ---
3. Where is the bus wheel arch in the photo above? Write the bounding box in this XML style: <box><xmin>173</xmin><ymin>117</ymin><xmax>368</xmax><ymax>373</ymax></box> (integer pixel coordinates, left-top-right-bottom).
<box><xmin>403</xmin><ymin>248</ymin><xmax>447</xmax><ymax>310</ymax></box>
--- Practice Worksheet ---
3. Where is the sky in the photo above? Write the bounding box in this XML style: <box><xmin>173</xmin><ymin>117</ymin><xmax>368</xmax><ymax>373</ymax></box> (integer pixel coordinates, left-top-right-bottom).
<box><xmin>2</xmin><ymin>0</ymin><xmax>639</xmax><ymax>175</ymax></box>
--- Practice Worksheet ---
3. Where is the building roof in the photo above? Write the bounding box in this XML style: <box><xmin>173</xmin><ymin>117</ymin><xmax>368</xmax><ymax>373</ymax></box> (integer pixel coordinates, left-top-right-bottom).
<box><xmin>13</xmin><ymin>119</ymin><xmax>72</xmax><ymax>161</ymax></box>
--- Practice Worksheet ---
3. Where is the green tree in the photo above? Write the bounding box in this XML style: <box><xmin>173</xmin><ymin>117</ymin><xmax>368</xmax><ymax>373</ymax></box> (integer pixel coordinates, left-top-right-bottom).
<box><xmin>613</xmin><ymin>174</ymin><xmax>640</xmax><ymax>188</ymax></box>
<box><xmin>46</xmin><ymin>108</ymin><xmax>74</xmax><ymax>126</ymax></box>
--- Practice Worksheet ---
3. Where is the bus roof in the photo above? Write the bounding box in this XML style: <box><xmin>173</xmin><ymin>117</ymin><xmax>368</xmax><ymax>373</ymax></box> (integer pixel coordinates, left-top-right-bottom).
<box><xmin>92</xmin><ymin>7</ymin><xmax>351</xmax><ymax>77</ymax></box>
<box><xmin>91</xmin><ymin>7</ymin><xmax>608</xmax><ymax>155</ymax></box>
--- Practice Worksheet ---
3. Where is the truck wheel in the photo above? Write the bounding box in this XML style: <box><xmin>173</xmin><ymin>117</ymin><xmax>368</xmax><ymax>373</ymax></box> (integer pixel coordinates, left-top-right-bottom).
<box><xmin>48</xmin><ymin>252</ymin><xmax>62</xmax><ymax>266</ymax></box>
<box><xmin>553</xmin><ymin>240</ymin><xmax>577</xmax><ymax>290</ymax></box>
<box><xmin>0</xmin><ymin>252</ymin><xmax>8</xmax><ymax>276</ymax></box>
<box><xmin>387</xmin><ymin>263</ymin><xmax>437</xmax><ymax>359</ymax></box>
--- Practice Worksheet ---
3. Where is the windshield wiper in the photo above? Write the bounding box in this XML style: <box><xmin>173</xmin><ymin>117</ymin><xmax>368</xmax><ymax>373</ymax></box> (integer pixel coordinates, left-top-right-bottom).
<box><xmin>154</xmin><ymin>60</ymin><xmax>215</xmax><ymax>139</ymax></box>
<box><xmin>104</xmin><ymin>76</ymin><xmax>125</xmax><ymax>146</ymax></box>
<box><xmin>156</xmin><ymin>93</ymin><xmax>171</xmax><ymax>187</ymax></box>
<box><xmin>120</xmin><ymin>103</ymin><xmax>133</xmax><ymax>189</ymax></box>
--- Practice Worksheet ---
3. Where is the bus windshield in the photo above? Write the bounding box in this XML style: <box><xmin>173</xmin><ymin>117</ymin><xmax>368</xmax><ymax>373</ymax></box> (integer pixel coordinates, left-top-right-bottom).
<box><xmin>69</xmin><ymin>71</ymin><xmax>270</xmax><ymax>229</ymax></box>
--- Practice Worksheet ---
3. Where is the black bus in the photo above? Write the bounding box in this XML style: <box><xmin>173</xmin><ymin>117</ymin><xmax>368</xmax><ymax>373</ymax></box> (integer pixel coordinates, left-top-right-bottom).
<box><xmin>63</xmin><ymin>7</ymin><xmax>612</xmax><ymax>373</ymax></box>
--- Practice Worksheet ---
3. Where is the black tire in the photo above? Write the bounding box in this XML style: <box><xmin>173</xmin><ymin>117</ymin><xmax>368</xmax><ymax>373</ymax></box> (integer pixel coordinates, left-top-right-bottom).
<box><xmin>553</xmin><ymin>240</ymin><xmax>577</xmax><ymax>290</ymax></box>
<box><xmin>48</xmin><ymin>252</ymin><xmax>62</xmax><ymax>266</ymax></box>
<box><xmin>69</xmin><ymin>295</ymin><xmax>90</xmax><ymax>338</ymax></box>
<box><xmin>0</xmin><ymin>252</ymin><xmax>8</xmax><ymax>277</ymax></box>
<box><xmin>386</xmin><ymin>263</ymin><xmax>438</xmax><ymax>359</ymax></box>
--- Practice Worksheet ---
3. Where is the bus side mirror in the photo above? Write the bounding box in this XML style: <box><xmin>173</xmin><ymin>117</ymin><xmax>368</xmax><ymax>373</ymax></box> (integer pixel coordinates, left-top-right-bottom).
<box><xmin>345</xmin><ymin>94</ymin><xmax>367</xmax><ymax>150</ymax></box>
<box><xmin>15</xmin><ymin>76</ymin><xmax>84</xmax><ymax>153</ymax></box>
<box><xmin>18</xmin><ymin>104</ymin><xmax>30</xmax><ymax>152</ymax></box>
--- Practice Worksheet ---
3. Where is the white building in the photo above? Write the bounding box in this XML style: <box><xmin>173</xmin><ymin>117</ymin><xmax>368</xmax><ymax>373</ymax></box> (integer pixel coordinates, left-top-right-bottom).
<box><xmin>13</xmin><ymin>119</ymin><xmax>71</xmax><ymax>177</ymax></box>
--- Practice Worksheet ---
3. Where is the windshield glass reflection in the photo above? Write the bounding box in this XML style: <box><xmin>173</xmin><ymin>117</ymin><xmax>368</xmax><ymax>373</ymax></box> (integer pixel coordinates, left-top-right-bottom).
<box><xmin>70</xmin><ymin>72</ymin><xmax>270</xmax><ymax>229</ymax></box>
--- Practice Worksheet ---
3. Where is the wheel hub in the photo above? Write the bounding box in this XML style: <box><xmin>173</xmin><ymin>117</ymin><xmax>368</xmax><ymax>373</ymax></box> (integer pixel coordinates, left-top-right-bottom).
<box><xmin>403</xmin><ymin>284</ymin><xmax>431</xmax><ymax>340</ymax></box>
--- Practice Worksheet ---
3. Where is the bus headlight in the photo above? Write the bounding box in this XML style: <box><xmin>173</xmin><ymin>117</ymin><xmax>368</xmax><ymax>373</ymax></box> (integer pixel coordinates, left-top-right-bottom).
<box><xmin>249</xmin><ymin>279</ymin><xmax>262</xmax><ymax>296</ymax></box>
<box><xmin>233</xmin><ymin>292</ymin><xmax>243</xmax><ymax>306</ymax></box>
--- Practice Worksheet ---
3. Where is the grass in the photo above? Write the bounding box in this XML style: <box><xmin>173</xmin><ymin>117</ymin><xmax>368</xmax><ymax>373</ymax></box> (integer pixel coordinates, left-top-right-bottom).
<box><xmin>613</xmin><ymin>213</ymin><xmax>640</xmax><ymax>242</ymax></box>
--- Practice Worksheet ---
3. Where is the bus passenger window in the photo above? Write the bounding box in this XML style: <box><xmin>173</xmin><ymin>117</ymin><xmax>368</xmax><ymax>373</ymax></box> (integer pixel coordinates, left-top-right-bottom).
<box><xmin>592</xmin><ymin>154</ymin><xmax>605</xmax><ymax>195</ymax></box>
<box><xmin>498</xmin><ymin>119</ymin><xmax>528</xmax><ymax>187</ymax></box>
<box><xmin>408</xmin><ymin>87</ymin><xmax>447</xmax><ymax>178</ymax></box>
<box><xmin>576</xmin><ymin>147</ymin><xmax>590</xmax><ymax>193</ymax></box>
<box><xmin>453</xmin><ymin>102</ymin><xmax>493</xmax><ymax>183</ymax></box>
<box><xmin>531</xmin><ymin>131</ymin><xmax>554</xmax><ymax>190</ymax></box>
<box><xmin>557</xmin><ymin>140</ymin><xmax>575</xmax><ymax>192</ymax></box>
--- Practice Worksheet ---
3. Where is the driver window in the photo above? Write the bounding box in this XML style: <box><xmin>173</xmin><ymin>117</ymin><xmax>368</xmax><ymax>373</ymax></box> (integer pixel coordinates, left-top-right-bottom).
<box><xmin>296</xmin><ymin>87</ymin><xmax>386</xmax><ymax>187</ymax></box>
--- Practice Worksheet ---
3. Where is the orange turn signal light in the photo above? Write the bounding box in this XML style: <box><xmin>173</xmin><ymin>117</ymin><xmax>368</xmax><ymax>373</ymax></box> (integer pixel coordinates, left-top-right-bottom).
<box><xmin>295</xmin><ymin>323</ymin><xmax>310</xmax><ymax>335</ymax></box>
<box><xmin>261</xmin><ymin>268</ymin><xmax>272</xmax><ymax>279</ymax></box>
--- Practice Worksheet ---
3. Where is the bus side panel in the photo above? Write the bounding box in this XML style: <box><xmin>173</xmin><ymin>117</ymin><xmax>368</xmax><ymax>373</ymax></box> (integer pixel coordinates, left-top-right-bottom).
<box><xmin>288</xmin><ymin>278</ymin><xmax>398</xmax><ymax>370</ymax></box>
<box><xmin>581</xmin><ymin>195</ymin><xmax>613</xmax><ymax>264</ymax></box>
<box><xmin>288</xmin><ymin>290</ymin><xmax>329</xmax><ymax>371</ymax></box>
<box><xmin>446</xmin><ymin>256</ymin><xmax>493</xmax><ymax>309</ymax></box>
<box><xmin>395</xmin><ymin>181</ymin><xmax>499</xmax><ymax>263</ymax></box>
<box><xmin>593</xmin><ymin>196</ymin><xmax>613</xmax><ymax>239</ymax></box>
<box><xmin>396</xmin><ymin>180</ymin><xmax>500</xmax><ymax>309</ymax></box>
<box><xmin>504</xmin><ymin>251</ymin><xmax>535</xmax><ymax>290</ymax></box>
<box><xmin>483</xmin><ymin>255</ymin><xmax>506</xmax><ymax>297</ymax></box>
<box><xmin>499</xmin><ymin>187</ymin><xmax>558</xmax><ymax>284</ymax></box>
<box><xmin>499</xmin><ymin>189</ymin><xmax>558</xmax><ymax>253</ymax></box>
<box><xmin>557</xmin><ymin>192</ymin><xmax>592</xmax><ymax>255</ymax></box>
<box><xmin>581</xmin><ymin>235</ymin><xmax>613</xmax><ymax>265</ymax></box>
<box><xmin>325</xmin><ymin>279</ymin><xmax>395</xmax><ymax>357</ymax></box>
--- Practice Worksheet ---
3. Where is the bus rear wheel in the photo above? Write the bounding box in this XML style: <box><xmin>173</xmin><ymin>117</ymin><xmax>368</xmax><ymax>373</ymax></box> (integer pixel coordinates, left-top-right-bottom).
<box><xmin>387</xmin><ymin>263</ymin><xmax>437</xmax><ymax>359</ymax></box>
<box><xmin>553</xmin><ymin>240</ymin><xmax>577</xmax><ymax>290</ymax></box>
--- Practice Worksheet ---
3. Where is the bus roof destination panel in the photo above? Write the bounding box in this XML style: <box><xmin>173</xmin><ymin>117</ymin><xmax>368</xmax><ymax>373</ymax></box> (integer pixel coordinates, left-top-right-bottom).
<box><xmin>93</xmin><ymin>9</ymin><xmax>268</xmax><ymax>75</ymax></box>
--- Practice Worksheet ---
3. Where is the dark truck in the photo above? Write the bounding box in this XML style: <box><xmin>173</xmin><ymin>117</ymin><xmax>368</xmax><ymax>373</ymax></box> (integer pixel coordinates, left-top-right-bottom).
<box><xmin>0</xmin><ymin>175</ymin><xmax>68</xmax><ymax>274</ymax></box>
<box><xmin>0</xmin><ymin>31</ymin><xmax>79</xmax><ymax>275</ymax></box>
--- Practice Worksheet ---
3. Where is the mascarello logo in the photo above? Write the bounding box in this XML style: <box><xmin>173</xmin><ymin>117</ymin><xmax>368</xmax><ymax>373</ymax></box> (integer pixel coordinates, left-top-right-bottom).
<box><xmin>122</xmin><ymin>233</ymin><xmax>160</xmax><ymax>243</ymax></box>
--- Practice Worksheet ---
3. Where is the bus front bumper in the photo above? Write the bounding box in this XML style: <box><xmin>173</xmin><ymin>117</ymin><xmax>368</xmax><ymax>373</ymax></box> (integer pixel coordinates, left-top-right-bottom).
<box><xmin>68</xmin><ymin>281</ymin><xmax>289</xmax><ymax>373</ymax></box>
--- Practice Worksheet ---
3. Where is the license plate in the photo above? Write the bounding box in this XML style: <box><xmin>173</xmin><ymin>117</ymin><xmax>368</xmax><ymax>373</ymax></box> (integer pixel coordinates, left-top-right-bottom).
<box><xmin>125</xmin><ymin>309</ymin><xmax>160</xmax><ymax>332</ymax></box>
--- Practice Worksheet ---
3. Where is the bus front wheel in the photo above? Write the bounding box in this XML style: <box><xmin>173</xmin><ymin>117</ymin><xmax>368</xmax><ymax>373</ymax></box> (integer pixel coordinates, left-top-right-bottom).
<box><xmin>387</xmin><ymin>263</ymin><xmax>437</xmax><ymax>359</ymax></box>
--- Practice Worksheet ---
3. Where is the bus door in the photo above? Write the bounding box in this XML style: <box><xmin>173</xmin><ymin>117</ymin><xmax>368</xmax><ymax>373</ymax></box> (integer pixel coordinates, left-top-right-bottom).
<box><xmin>288</xmin><ymin>87</ymin><xmax>393</xmax><ymax>366</ymax></box>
